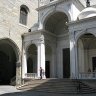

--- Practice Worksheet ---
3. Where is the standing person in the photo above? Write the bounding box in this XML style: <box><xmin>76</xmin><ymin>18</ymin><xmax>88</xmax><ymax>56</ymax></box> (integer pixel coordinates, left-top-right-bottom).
<box><xmin>88</xmin><ymin>68</ymin><xmax>91</xmax><ymax>72</ymax></box>
<box><xmin>40</xmin><ymin>67</ymin><xmax>43</xmax><ymax>79</ymax></box>
<box><xmin>94</xmin><ymin>67</ymin><xmax>96</xmax><ymax>72</ymax></box>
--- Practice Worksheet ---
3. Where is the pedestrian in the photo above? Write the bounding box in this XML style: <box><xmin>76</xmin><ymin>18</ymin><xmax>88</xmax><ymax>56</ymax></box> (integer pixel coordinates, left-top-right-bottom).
<box><xmin>94</xmin><ymin>67</ymin><xmax>96</xmax><ymax>72</ymax></box>
<box><xmin>88</xmin><ymin>68</ymin><xmax>91</xmax><ymax>72</ymax></box>
<box><xmin>76</xmin><ymin>80</ymin><xmax>81</xmax><ymax>93</ymax></box>
<box><xmin>40</xmin><ymin>67</ymin><xmax>43</xmax><ymax>79</ymax></box>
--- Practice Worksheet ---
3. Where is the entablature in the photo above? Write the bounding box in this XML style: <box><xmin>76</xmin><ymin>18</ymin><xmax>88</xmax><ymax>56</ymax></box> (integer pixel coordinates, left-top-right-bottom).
<box><xmin>68</xmin><ymin>16</ymin><xmax>96</xmax><ymax>32</ymax></box>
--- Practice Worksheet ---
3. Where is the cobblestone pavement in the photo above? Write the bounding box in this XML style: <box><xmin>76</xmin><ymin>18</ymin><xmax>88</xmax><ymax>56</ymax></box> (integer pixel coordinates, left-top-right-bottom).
<box><xmin>0</xmin><ymin>86</ymin><xmax>96</xmax><ymax>96</ymax></box>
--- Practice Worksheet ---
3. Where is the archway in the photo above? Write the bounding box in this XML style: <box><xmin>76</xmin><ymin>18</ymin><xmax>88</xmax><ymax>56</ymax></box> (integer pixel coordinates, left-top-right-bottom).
<box><xmin>77</xmin><ymin>33</ymin><xmax>96</xmax><ymax>74</ymax></box>
<box><xmin>27</xmin><ymin>44</ymin><xmax>37</xmax><ymax>73</ymax></box>
<box><xmin>44</xmin><ymin>12</ymin><xmax>70</xmax><ymax>78</ymax></box>
<box><xmin>44</xmin><ymin>12</ymin><xmax>68</xmax><ymax>35</ymax></box>
<box><xmin>0</xmin><ymin>39</ymin><xmax>19</xmax><ymax>85</ymax></box>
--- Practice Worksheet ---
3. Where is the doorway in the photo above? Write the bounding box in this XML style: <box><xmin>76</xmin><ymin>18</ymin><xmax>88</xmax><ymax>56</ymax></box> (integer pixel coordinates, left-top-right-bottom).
<box><xmin>27</xmin><ymin>57</ymin><xmax>33</xmax><ymax>73</ymax></box>
<box><xmin>92</xmin><ymin>57</ymin><xmax>96</xmax><ymax>71</ymax></box>
<box><xmin>0</xmin><ymin>42</ymin><xmax>17</xmax><ymax>85</ymax></box>
<box><xmin>0</xmin><ymin>39</ymin><xmax>19</xmax><ymax>85</ymax></box>
<box><xmin>63</xmin><ymin>48</ymin><xmax>70</xmax><ymax>78</ymax></box>
<box><xmin>45</xmin><ymin>61</ymin><xmax>50</xmax><ymax>78</ymax></box>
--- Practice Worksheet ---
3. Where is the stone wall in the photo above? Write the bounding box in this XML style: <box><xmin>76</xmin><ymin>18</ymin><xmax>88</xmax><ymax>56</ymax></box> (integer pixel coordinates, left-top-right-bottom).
<box><xmin>0</xmin><ymin>0</ymin><xmax>38</xmax><ymax>85</ymax></box>
<box><xmin>0</xmin><ymin>0</ymin><xmax>38</xmax><ymax>51</ymax></box>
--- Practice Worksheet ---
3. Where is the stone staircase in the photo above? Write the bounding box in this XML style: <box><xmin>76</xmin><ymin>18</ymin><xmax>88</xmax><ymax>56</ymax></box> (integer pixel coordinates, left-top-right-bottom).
<box><xmin>17</xmin><ymin>79</ymin><xmax>96</xmax><ymax>94</ymax></box>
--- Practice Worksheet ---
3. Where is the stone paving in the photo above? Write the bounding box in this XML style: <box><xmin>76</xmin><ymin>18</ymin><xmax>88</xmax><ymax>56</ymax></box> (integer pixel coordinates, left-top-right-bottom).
<box><xmin>0</xmin><ymin>86</ymin><xmax>96</xmax><ymax>96</ymax></box>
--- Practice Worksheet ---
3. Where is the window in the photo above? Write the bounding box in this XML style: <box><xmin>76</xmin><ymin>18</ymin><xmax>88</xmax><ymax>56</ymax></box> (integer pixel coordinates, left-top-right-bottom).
<box><xmin>19</xmin><ymin>5</ymin><xmax>29</xmax><ymax>25</ymax></box>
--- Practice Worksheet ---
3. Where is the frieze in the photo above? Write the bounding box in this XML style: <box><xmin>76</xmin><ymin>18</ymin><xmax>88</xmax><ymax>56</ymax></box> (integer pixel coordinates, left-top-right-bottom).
<box><xmin>24</xmin><ymin>39</ymin><xmax>43</xmax><ymax>48</ymax></box>
<box><xmin>38</xmin><ymin>0</ymin><xmax>70</xmax><ymax>8</ymax></box>
<box><xmin>68</xmin><ymin>16</ymin><xmax>96</xmax><ymax>32</ymax></box>
<box><xmin>70</xmin><ymin>27</ymin><xmax>96</xmax><ymax>40</ymax></box>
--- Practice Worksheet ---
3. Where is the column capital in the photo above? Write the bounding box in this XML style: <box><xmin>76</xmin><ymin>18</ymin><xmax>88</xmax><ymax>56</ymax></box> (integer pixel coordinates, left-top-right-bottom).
<box><xmin>16</xmin><ymin>61</ymin><xmax>21</xmax><ymax>67</ymax></box>
<box><xmin>36</xmin><ymin>39</ymin><xmax>45</xmax><ymax>46</ymax></box>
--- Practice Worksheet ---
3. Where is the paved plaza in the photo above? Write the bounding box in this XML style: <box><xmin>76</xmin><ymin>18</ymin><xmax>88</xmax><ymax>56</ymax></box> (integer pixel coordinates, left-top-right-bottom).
<box><xmin>0</xmin><ymin>86</ymin><xmax>96</xmax><ymax>96</ymax></box>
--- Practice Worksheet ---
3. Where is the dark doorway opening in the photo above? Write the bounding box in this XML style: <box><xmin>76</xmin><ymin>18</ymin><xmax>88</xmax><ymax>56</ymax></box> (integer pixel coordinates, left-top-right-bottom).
<box><xmin>92</xmin><ymin>57</ymin><xmax>96</xmax><ymax>71</ymax></box>
<box><xmin>45</xmin><ymin>61</ymin><xmax>50</xmax><ymax>78</ymax></box>
<box><xmin>63</xmin><ymin>48</ymin><xmax>70</xmax><ymax>78</ymax></box>
<box><xmin>0</xmin><ymin>43</ymin><xmax>16</xmax><ymax>85</ymax></box>
<box><xmin>27</xmin><ymin>57</ymin><xmax>33</xmax><ymax>73</ymax></box>
<box><xmin>0</xmin><ymin>51</ymin><xmax>10</xmax><ymax>84</ymax></box>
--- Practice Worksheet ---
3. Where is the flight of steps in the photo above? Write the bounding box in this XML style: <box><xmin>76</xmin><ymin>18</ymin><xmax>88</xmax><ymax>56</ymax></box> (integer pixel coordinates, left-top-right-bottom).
<box><xmin>17</xmin><ymin>79</ymin><xmax>96</xmax><ymax>94</ymax></box>
<box><xmin>81</xmin><ymin>79</ymin><xmax>96</xmax><ymax>89</ymax></box>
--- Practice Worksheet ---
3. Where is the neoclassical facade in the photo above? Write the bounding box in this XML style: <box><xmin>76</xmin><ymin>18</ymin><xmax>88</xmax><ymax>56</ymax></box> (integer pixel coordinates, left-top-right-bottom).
<box><xmin>0</xmin><ymin>0</ymin><xmax>96</xmax><ymax>86</ymax></box>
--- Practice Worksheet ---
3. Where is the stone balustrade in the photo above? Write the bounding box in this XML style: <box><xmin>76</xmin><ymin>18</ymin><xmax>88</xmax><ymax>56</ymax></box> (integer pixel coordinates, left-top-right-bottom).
<box><xmin>79</xmin><ymin>72</ymin><xmax>96</xmax><ymax>79</ymax></box>
<box><xmin>25</xmin><ymin>73</ymin><xmax>38</xmax><ymax>79</ymax></box>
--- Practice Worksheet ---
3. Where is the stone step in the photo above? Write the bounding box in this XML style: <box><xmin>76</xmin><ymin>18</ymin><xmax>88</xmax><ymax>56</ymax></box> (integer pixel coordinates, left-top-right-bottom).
<box><xmin>17</xmin><ymin>79</ymin><xmax>96</xmax><ymax>94</ymax></box>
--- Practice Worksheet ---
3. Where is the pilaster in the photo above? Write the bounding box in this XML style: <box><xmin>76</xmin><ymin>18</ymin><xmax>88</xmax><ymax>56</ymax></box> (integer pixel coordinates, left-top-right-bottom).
<box><xmin>16</xmin><ymin>60</ymin><xmax>22</xmax><ymax>86</ymax></box>
<box><xmin>70</xmin><ymin>31</ymin><xmax>78</xmax><ymax>79</ymax></box>
<box><xmin>22</xmin><ymin>43</ymin><xmax>27</xmax><ymax>79</ymax></box>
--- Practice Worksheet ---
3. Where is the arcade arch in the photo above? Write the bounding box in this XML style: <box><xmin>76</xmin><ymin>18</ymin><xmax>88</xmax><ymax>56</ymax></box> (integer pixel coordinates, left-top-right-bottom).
<box><xmin>27</xmin><ymin>44</ymin><xmax>37</xmax><ymax>73</ymax></box>
<box><xmin>43</xmin><ymin>11</ymin><xmax>70</xmax><ymax>78</ymax></box>
<box><xmin>77</xmin><ymin>33</ymin><xmax>96</xmax><ymax>73</ymax></box>
<box><xmin>0</xmin><ymin>39</ymin><xmax>19</xmax><ymax>85</ymax></box>
<box><xmin>44</xmin><ymin>12</ymin><xmax>68</xmax><ymax>35</ymax></box>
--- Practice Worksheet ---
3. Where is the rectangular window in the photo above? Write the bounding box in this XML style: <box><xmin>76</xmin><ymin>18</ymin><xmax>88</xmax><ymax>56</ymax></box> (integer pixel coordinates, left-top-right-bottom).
<box><xmin>20</xmin><ymin>12</ymin><xmax>27</xmax><ymax>25</ymax></box>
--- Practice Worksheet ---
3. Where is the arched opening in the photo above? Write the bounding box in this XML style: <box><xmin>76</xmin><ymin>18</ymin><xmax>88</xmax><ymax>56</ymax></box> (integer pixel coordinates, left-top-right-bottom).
<box><xmin>44</xmin><ymin>12</ymin><xmax>70</xmax><ymax>78</ymax></box>
<box><xmin>77</xmin><ymin>33</ymin><xmax>96</xmax><ymax>75</ymax></box>
<box><xmin>27</xmin><ymin>57</ymin><xmax>33</xmax><ymax>73</ymax></box>
<box><xmin>44</xmin><ymin>12</ymin><xmax>68</xmax><ymax>35</ymax></box>
<box><xmin>19</xmin><ymin>5</ymin><xmax>29</xmax><ymax>25</ymax></box>
<box><xmin>45</xmin><ymin>45</ymin><xmax>52</xmax><ymax>78</ymax></box>
<box><xmin>27</xmin><ymin>44</ymin><xmax>37</xmax><ymax>73</ymax></box>
<box><xmin>0</xmin><ymin>39</ymin><xmax>19</xmax><ymax>85</ymax></box>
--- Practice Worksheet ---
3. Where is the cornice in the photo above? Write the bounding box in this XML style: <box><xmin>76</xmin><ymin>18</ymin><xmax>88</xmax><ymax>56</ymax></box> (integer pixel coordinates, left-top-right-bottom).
<box><xmin>22</xmin><ymin>29</ymin><xmax>43</xmax><ymax>37</ymax></box>
<box><xmin>36</xmin><ymin>0</ymin><xmax>84</xmax><ymax>11</ymax></box>
<box><xmin>73</xmin><ymin>0</ymin><xmax>84</xmax><ymax>11</ymax></box>
<box><xmin>36</xmin><ymin>0</ymin><xmax>71</xmax><ymax>11</ymax></box>
<box><xmin>68</xmin><ymin>16</ymin><xmax>96</xmax><ymax>26</ymax></box>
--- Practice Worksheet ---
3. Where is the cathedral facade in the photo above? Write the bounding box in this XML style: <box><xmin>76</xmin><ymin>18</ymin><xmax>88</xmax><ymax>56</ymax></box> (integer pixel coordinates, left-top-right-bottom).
<box><xmin>0</xmin><ymin>0</ymin><xmax>96</xmax><ymax>86</ymax></box>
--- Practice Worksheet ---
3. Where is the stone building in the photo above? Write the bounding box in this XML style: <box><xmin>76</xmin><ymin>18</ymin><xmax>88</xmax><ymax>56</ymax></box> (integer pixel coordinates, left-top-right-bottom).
<box><xmin>0</xmin><ymin>0</ymin><xmax>96</xmax><ymax>86</ymax></box>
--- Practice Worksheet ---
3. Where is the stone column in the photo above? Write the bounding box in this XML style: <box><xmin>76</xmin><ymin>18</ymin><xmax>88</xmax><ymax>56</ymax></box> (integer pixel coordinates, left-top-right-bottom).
<box><xmin>70</xmin><ymin>31</ymin><xmax>78</xmax><ymax>79</ymax></box>
<box><xmin>22</xmin><ymin>44</ymin><xmax>27</xmax><ymax>79</ymax></box>
<box><xmin>51</xmin><ymin>48</ymin><xmax>56</xmax><ymax>78</ymax></box>
<box><xmin>37</xmin><ymin>43</ymin><xmax>41</xmax><ymax>78</ymax></box>
<box><xmin>16</xmin><ymin>60</ymin><xmax>21</xmax><ymax>86</ymax></box>
<box><xmin>40</xmin><ymin>42</ymin><xmax>46</xmax><ymax>79</ymax></box>
<box><xmin>37</xmin><ymin>38</ymin><xmax>46</xmax><ymax>79</ymax></box>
